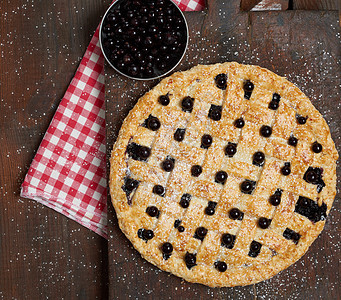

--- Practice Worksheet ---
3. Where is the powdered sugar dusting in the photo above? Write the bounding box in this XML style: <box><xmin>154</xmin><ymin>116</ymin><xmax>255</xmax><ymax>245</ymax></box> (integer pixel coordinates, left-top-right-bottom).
<box><xmin>105</xmin><ymin>5</ymin><xmax>340</xmax><ymax>299</ymax></box>
<box><xmin>1</xmin><ymin>1</ymin><xmax>111</xmax><ymax>298</ymax></box>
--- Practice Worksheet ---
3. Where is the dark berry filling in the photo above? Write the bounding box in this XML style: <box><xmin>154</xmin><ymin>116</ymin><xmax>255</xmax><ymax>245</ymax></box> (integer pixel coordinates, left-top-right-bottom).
<box><xmin>215</xmin><ymin>261</ymin><xmax>227</xmax><ymax>272</ymax></box>
<box><xmin>281</xmin><ymin>162</ymin><xmax>291</xmax><ymax>176</ymax></box>
<box><xmin>244</xmin><ymin>80</ymin><xmax>254</xmax><ymax>92</ymax></box>
<box><xmin>221</xmin><ymin>233</ymin><xmax>236</xmax><ymax>249</ymax></box>
<box><xmin>214</xmin><ymin>73</ymin><xmax>227</xmax><ymax>90</ymax></box>
<box><xmin>180</xmin><ymin>193</ymin><xmax>191</xmax><ymax>208</ymax></box>
<box><xmin>243</xmin><ymin>80</ymin><xmax>254</xmax><ymax>100</ymax></box>
<box><xmin>174</xmin><ymin>219</ymin><xmax>181</xmax><ymax>228</ymax></box>
<box><xmin>138</xmin><ymin>228</ymin><xmax>154</xmax><ymax>241</ymax></box>
<box><xmin>258</xmin><ymin>217</ymin><xmax>272</xmax><ymax>229</ymax></box>
<box><xmin>122</xmin><ymin>177</ymin><xmax>139</xmax><ymax>193</ymax></box>
<box><xmin>185</xmin><ymin>252</ymin><xmax>196</xmax><ymax>269</ymax></box>
<box><xmin>191</xmin><ymin>165</ymin><xmax>202</xmax><ymax>177</ymax></box>
<box><xmin>225</xmin><ymin>143</ymin><xmax>237</xmax><ymax>157</ymax></box>
<box><xmin>161</xmin><ymin>242</ymin><xmax>173</xmax><ymax>260</ymax></box>
<box><xmin>194</xmin><ymin>227</ymin><xmax>208</xmax><ymax>241</ymax></box>
<box><xmin>260</xmin><ymin>125</ymin><xmax>272</xmax><ymax>137</ymax></box>
<box><xmin>161</xmin><ymin>242</ymin><xmax>173</xmax><ymax>255</ymax></box>
<box><xmin>177</xmin><ymin>225</ymin><xmax>185</xmax><ymax>232</ymax></box>
<box><xmin>269</xmin><ymin>193</ymin><xmax>281</xmax><ymax>206</ymax></box>
<box><xmin>122</xmin><ymin>177</ymin><xmax>139</xmax><ymax>204</ymax></box>
<box><xmin>204</xmin><ymin>206</ymin><xmax>215</xmax><ymax>215</ymax></box>
<box><xmin>283</xmin><ymin>228</ymin><xmax>301</xmax><ymax>244</ymax></box>
<box><xmin>304</xmin><ymin>168</ymin><xmax>318</xmax><ymax>184</ymax></box>
<box><xmin>181</xmin><ymin>96</ymin><xmax>194</xmax><ymax>112</ymax></box>
<box><xmin>303</xmin><ymin>167</ymin><xmax>325</xmax><ymax>192</ymax></box>
<box><xmin>174</xmin><ymin>128</ymin><xmax>186</xmax><ymax>141</ymax></box>
<box><xmin>127</xmin><ymin>142</ymin><xmax>151</xmax><ymax>161</ymax></box>
<box><xmin>234</xmin><ymin>117</ymin><xmax>245</xmax><ymax>128</ymax></box>
<box><xmin>158</xmin><ymin>94</ymin><xmax>170</xmax><ymax>106</ymax></box>
<box><xmin>312</xmin><ymin>141</ymin><xmax>322</xmax><ymax>153</ymax></box>
<box><xmin>153</xmin><ymin>185</ymin><xmax>165</xmax><ymax>197</ymax></box>
<box><xmin>143</xmin><ymin>229</ymin><xmax>154</xmax><ymax>240</ymax></box>
<box><xmin>229</xmin><ymin>208</ymin><xmax>244</xmax><ymax>220</ymax></box>
<box><xmin>252</xmin><ymin>151</ymin><xmax>265</xmax><ymax>167</ymax></box>
<box><xmin>248</xmin><ymin>241</ymin><xmax>262</xmax><ymax>257</ymax></box>
<box><xmin>137</xmin><ymin>228</ymin><xmax>144</xmax><ymax>239</ymax></box>
<box><xmin>201</xmin><ymin>134</ymin><xmax>213</xmax><ymax>149</ymax></box>
<box><xmin>272</xmin><ymin>93</ymin><xmax>281</xmax><ymax>102</ymax></box>
<box><xmin>179</xmin><ymin>199</ymin><xmax>189</xmax><ymax>208</ymax></box>
<box><xmin>208</xmin><ymin>105</ymin><xmax>222</xmax><ymax>121</ymax></box>
<box><xmin>240</xmin><ymin>180</ymin><xmax>256</xmax><ymax>194</ymax></box>
<box><xmin>244</xmin><ymin>92</ymin><xmax>252</xmax><ymax>100</ymax></box>
<box><xmin>288</xmin><ymin>136</ymin><xmax>298</xmax><ymax>147</ymax></box>
<box><xmin>146</xmin><ymin>206</ymin><xmax>160</xmax><ymax>218</ymax></box>
<box><xmin>205</xmin><ymin>201</ymin><xmax>217</xmax><ymax>216</ymax></box>
<box><xmin>215</xmin><ymin>171</ymin><xmax>228</xmax><ymax>184</ymax></box>
<box><xmin>161</xmin><ymin>157</ymin><xmax>175</xmax><ymax>172</ymax></box>
<box><xmin>268</xmin><ymin>101</ymin><xmax>279</xmax><ymax>110</ymax></box>
<box><xmin>143</xmin><ymin>115</ymin><xmax>161</xmax><ymax>131</ymax></box>
<box><xmin>208</xmin><ymin>201</ymin><xmax>217</xmax><ymax>208</ymax></box>
<box><xmin>295</xmin><ymin>196</ymin><xmax>327</xmax><ymax>223</ymax></box>
<box><xmin>296</xmin><ymin>114</ymin><xmax>307</xmax><ymax>125</ymax></box>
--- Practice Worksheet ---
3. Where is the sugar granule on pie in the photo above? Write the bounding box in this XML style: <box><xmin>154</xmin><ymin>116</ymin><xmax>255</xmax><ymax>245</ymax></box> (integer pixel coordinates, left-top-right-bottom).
<box><xmin>109</xmin><ymin>62</ymin><xmax>338</xmax><ymax>287</ymax></box>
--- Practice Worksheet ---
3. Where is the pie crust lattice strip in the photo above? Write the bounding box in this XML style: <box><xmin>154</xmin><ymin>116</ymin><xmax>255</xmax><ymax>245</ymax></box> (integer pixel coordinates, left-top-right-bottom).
<box><xmin>109</xmin><ymin>62</ymin><xmax>338</xmax><ymax>287</ymax></box>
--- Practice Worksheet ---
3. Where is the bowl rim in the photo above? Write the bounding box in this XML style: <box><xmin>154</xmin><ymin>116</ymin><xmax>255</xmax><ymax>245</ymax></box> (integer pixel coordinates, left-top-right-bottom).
<box><xmin>99</xmin><ymin>0</ymin><xmax>189</xmax><ymax>81</ymax></box>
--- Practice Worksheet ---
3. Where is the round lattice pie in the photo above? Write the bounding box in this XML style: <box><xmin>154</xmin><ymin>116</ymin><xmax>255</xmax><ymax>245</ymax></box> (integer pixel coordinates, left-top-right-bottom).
<box><xmin>109</xmin><ymin>62</ymin><xmax>338</xmax><ymax>287</ymax></box>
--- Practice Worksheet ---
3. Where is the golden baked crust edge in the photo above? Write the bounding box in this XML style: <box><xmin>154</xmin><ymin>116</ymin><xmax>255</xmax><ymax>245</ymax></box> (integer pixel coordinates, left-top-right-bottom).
<box><xmin>109</xmin><ymin>62</ymin><xmax>338</xmax><ymax>287</ymax></box>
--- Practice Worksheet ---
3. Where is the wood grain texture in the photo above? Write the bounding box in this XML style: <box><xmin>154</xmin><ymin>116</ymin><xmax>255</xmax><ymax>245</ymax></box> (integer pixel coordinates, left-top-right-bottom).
<box><xmin>0</xmin><ymin>0</ymin><xmax>111</xmax><ymax>299</ymax></box>
<box><xmin>241</xmin><ymin>0</ymin><xmax>263</xmax><ymax>11</ymax></box>
<box><xmin>251</xmin><ymin>0</ymin><xmax>289</xmax><ymax>11</ymax></box>
<box><xmin>293</xmin><ymin>0</ymin><xmax>339</xmax><ymax>10</ymax></box>
<box><xmin>106</xmin><ymin>0</ymin><xmax>340</xmax><ymax>299</ymax></box>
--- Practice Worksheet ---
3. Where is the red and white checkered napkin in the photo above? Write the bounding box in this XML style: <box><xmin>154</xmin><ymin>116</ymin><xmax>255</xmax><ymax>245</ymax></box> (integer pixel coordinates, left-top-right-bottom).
<box><xmin>172</xmin><ymin>0</ymin><xmax>205</xmax><ymax>11</ymax></box>
<box><xmin>21</xmin><ymin>0</ymin><xmax>205</xmax><ymax>239</ymax></box>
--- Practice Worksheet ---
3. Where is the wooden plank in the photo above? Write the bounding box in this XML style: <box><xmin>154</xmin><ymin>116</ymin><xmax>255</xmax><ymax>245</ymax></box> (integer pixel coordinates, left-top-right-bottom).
<box><xmin>105</xmin><ymin>1</ymin><xmax>254</xmax><ymax>298</ymax></box>
<box><xmin>106</xmin><ymin>0</ymin><xmax>340</xmax><ymax>298</ymax></box>
<box><xmin>251</xmin><ymin>0</ymin><xmax>289</xmax><ymax>11</ymax></box>
<box><xmin>240</xmin><ymin>0</ymin><xmax>263</xmax><ymax>11</ymax></box>
<box><xmin>0</xmin><ymin>0</ymin><xmax>111</xmax><ymax>299</ymax></box>
<box><xmin>293</xmin><ymin>0</ymin><xmax>339</xmax><ymax>10</ymax></box>
<box><xmin>244</xmin><ymin>9</ymin><xmax>340</xmax><ymax>297</ymax></box>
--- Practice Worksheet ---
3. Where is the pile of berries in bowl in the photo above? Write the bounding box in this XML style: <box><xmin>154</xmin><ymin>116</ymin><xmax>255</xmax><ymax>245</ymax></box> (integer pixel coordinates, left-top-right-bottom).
<box><xmin>100</xmin><ymin>0</ymin><xmax>189</xmax><ymax>80</ymax></box>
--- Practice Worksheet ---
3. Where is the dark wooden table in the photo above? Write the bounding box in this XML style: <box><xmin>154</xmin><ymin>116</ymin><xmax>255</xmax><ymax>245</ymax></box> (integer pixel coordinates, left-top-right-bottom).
<box><xmin>106</xmin><ymin>0</ymin><xmax>340</xmax><ymax>299</ymax></box>
<box><xmin>0</xmin><ymin>1</ymin><xmax>110</xmax><ymax>299</ymax></box>
<box><xmin>1</xmin><ymin>0</ymin><xmax>340</xmax><ymax>299</ymax></box>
